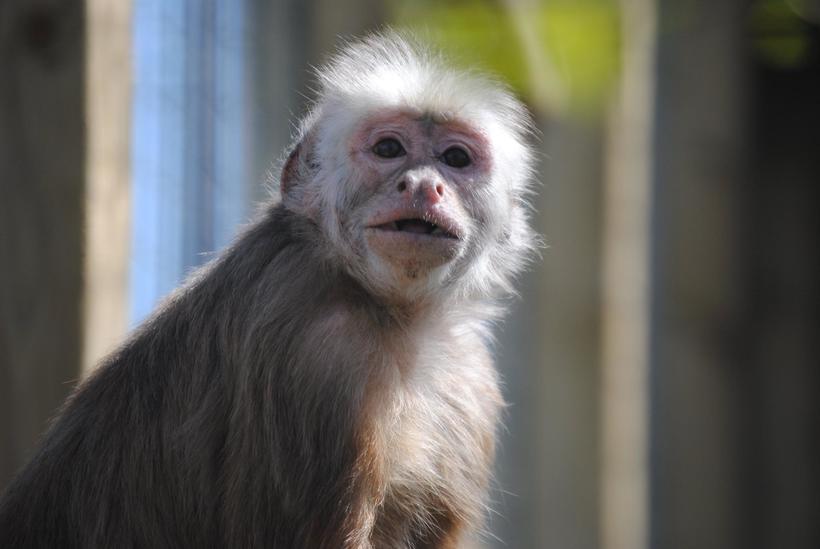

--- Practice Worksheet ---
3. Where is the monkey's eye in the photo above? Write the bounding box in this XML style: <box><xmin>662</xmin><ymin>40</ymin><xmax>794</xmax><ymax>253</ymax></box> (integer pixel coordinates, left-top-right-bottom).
<box><xmin>372</xmin><ymin>138</ymin><xmax>406</xmax><ymax>159</ymax></box>
<box><xmin>441</xmin><ymin>147</ymin><xmax>471</xmax><ymax>168</ymax></box>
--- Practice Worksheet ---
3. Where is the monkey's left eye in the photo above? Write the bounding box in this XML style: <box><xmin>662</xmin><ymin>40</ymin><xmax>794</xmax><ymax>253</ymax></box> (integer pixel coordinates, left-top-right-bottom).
<box><xmin>372</xmin><ymin>138</ymin><xmax>406</xmax><ymax>159</ymax></box>
<box><xmin>441</xmin><ymin>147</ymin><xmax>471</xmax><ymax>168</ymax></box>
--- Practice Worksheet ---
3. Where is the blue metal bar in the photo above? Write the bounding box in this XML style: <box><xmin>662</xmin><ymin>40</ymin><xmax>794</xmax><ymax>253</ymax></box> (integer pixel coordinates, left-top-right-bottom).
<box><xmin>130</xmin><ymin>0</ymin><xmax>249</xmax><ymax>325</ymax></box>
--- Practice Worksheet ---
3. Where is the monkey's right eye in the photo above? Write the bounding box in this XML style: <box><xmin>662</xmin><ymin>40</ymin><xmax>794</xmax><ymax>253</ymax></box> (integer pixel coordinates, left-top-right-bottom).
<box><xmin>372</xmin><ymin>138</ymin><xmax>406</xmax><ymax>159</ymax></box>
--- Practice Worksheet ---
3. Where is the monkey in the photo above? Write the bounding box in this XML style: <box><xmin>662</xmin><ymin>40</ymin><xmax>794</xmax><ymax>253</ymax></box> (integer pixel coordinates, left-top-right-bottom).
<box><xmin>0</xmin><ymin>32</ymin><xmax>536</xmax><ymax>548</ymax></box>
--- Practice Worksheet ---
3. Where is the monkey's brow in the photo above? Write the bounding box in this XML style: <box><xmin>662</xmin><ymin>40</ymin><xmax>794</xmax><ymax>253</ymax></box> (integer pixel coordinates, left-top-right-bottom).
<box><xmin>415</xmin><ymin>111</ymin><xmax>454</xmax><ymax>125</ymax></box>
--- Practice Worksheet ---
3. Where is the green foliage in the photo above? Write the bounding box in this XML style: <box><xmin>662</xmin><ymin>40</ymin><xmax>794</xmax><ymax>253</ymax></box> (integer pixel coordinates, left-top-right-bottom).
<box><xmin>749</xmin><ymin>0</ymin><xmax>812</xmax><ymax>68</ymax></box>
<box><xmin>389</xmin><ymin>0</ymin><xmax>621</xmax><ymax>118</ymax></box>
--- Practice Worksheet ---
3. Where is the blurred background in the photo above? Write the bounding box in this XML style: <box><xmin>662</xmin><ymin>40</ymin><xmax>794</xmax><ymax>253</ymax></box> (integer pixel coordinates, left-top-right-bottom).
<box><xmin>1</xmin><ymin>0</ymin><xmax>818</xmax><ymax>548</ymax></box>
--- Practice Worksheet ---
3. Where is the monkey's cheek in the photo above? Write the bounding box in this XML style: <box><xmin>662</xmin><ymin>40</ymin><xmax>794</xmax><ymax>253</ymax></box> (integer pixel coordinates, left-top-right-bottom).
<box><xmin>364</xmin><ymin>229</ymin><xmax>462</xmax><ymax>279</ymax></box>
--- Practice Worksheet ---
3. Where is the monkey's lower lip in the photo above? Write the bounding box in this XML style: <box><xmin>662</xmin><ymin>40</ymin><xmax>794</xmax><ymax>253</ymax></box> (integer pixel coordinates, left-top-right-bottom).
<box><xmin>371</xmin><ymin>219</ymin><xmax>458</xmax><ymax>239</ymax></box>
<box><xmin>365</xmin><ymin>217</ymin><xmax>463</xmax><ymax>266</ymax></box>
<box><xmin>365</xmin><ymin>224</ymin><xmax>462</xmax><ymax>267</ymax></box>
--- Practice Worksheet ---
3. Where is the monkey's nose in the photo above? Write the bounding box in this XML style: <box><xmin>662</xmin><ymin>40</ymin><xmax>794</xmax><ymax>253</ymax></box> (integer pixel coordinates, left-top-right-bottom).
<box><xmin>397</xmin><ymin>179</ymin><xmax>445</xmax><ymax>203</ymax></box>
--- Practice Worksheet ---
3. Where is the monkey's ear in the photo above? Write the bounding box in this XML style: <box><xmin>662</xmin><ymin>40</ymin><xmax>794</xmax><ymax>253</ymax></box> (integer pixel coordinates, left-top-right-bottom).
<box><xmin>281</xmin><ymin>144</ymin><xmax>302</xmax><ymax>196</ymax></box>
<box><xmin>280</xmin><ymin>135</ymin><xmax>318</xmax><ymax>197</ymax></box>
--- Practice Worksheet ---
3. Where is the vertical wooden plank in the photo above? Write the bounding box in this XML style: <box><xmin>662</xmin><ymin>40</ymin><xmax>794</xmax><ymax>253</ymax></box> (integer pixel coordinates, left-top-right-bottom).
<box><xmin>526</xmin><ymin>123</ymin><xmax>605</xmax><ymax>549</ymax></box>
<box><xmin>600</xmin><ymin>1</ymin><xmax>657</xmax><ymax>548</ymax></box>
<box><xmin>0</xmin><ymin>0</ymin><xmax>86</xmax><ymax>488</ymax></box>
<box><xmin>651</xmin><ymin>1</ymin><xmax>746</xmax><ymax>548</ymax></box>
<box><xmin>83</xmin><ymin>0</ymin><xmax>132</xmax><ymax>372</ymax></box>
<box><xmin>743</xmin><ymin>44</ymin><xmax>820</xmax><ymax>548</ymax></box>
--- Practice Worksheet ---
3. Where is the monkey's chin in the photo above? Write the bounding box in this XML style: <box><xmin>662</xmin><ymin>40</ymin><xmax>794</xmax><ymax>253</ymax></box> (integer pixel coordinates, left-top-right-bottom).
<box><xmin>364</xmin><ymin>228</ymin><xmax>462</xmax><ymax>290</ymax></box>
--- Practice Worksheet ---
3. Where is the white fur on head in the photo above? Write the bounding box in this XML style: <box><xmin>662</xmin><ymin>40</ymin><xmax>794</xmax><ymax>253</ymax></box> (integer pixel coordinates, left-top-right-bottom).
<box><xmin>284</xmin><ymin>30</ymin><xmax>538</xmax><ymax>305</ymax></box>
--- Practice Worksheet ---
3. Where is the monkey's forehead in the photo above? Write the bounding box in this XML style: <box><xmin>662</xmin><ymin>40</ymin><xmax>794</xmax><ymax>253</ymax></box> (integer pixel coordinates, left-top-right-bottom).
<box><xmin>314</xmin><ymin>33</ymin><xmax>533</xmax><ymax>140</ymax></box>
<box><xmin>348</xmin><ymin>109</ymin><xmax>486</xmax><ymax>138</ymax></box>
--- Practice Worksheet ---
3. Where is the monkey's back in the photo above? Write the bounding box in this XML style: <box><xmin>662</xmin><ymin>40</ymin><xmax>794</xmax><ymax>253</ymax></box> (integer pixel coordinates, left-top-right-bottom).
<box><xmin>0</xmin><ymin>207</ymin><xmax>328</xmax><ymax>547</ymax></box>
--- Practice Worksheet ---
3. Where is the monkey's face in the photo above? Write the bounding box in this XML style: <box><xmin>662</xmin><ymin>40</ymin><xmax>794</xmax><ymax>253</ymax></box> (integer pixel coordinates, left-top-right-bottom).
<box><xmin>280</xmin><ymin>36</ymin><xmax>537</xmax><ymax>305</ymax></box>
<box><xmin>319</xmin><ymin>108</ymin><xmax>501</xmax><ymax>302</ymax></box>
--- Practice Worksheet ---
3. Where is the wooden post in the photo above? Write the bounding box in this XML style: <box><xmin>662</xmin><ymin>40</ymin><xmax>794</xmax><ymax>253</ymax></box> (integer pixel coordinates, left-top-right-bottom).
<box><xmin>0</xmin><ymin>0</ymin><xmax>86</xmax><ymax>488</ymax></box>
<box><xmin>600</xmin><ymin>1</ymin><xmax>657</xmax><ymax>548</ymax></box>
<box><xmin>650</xmin><ymin>1</ymin><xmax>746</xmax><ymax>547</ymax></box>
<box><xmin>83</xmin><ymin>0</ymin><xmax>132</xmax><ymax>373</ymax></box>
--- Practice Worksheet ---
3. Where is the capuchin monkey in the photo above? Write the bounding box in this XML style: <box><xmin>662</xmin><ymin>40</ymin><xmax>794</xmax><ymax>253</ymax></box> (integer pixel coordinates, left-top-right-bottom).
<box><xmin>0</xmin><ymin>32</ymin><xmax>536</xmax><ymax>548</ymax></box>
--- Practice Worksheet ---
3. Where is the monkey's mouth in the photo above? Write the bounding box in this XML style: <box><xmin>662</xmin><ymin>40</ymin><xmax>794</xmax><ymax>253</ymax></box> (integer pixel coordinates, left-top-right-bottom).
<box><xmin>366</xmin><ymin>212</ymin><xmax>463</xmax><ymax>271</ymax></box>
<box><xmin>374</xmin><ymin>218</ymin><xmax>458</xmax><ymax>239</ymax></box>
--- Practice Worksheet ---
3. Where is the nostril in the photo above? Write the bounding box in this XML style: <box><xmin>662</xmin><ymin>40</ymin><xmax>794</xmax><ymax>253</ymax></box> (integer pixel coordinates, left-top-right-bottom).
<box><xmin>397</xmin><ymin>181</ymin><xmax>407</xmax><ymax>193</ymax></box>
<box><xmin>435</xmin><ymin>183</ymin><xmax>444</xmax><ymax>197</ymax></box>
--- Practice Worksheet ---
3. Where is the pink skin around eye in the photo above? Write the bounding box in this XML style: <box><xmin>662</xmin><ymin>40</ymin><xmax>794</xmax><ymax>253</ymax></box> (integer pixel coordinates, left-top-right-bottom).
<box><xmin>430</xmin><ymin>120</ymin><xmax>492</xmax><ymax>173</ymax></box>
<box><xmin>348</xmin><ymin>111</ymin><xmax>418</xmax><ymax>158</ymax></box>
<box><xmin>348</xmin><ymin>110</ymin><xmax>493</xmax><ymax>174</ymax></box>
